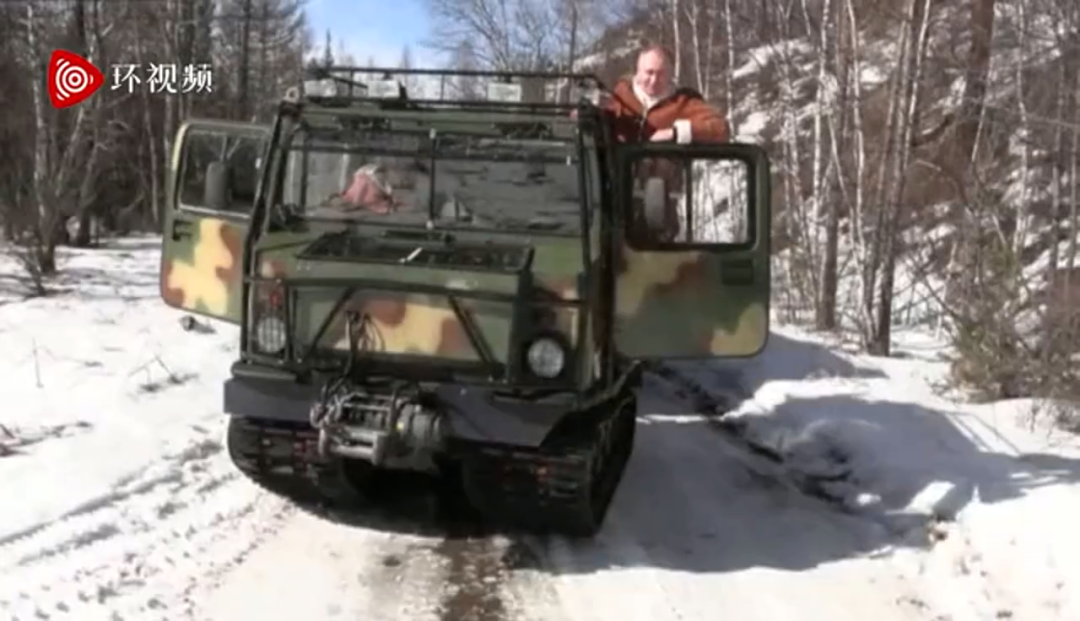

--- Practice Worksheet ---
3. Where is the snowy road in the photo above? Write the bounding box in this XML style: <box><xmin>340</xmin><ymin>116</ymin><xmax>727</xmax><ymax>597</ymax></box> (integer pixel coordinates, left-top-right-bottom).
<box><xmin>1</xmin><ymin>386</ymin><xmax>934</xmax><ymax>621</ymax></box>
<box><xmin>5</xmin><ymin>239</ymin><xmax>1078</xmax><ymax>621</ymax></box>
<box><xmin>189</xmin><ymin>389</ymin><xmax>930</xmax><ymax>621</ymax></box>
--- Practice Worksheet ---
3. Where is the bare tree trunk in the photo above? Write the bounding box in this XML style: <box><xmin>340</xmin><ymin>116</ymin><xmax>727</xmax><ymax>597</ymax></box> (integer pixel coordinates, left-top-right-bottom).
<box><xmin>25</xmin><ymin>1</ymin><xmax>56</xmax><ymax>280</ymax></box>
<box><xmin>1057</xmin><ymin>29</ymin><xmax>1080</xmax><ymax>306</ymax></box>
<box><xmin>1012</xmin><ymin>1</ymin><xmax>1030</xmax><ymax>262</ymax></box>
<box><xmin>1044</xmin><ymin>54</ymin><xmax>1067</xmax><ymax>360</ymax></box>
<box><xmin>722</xmin><ymin>0</ymin><xmax>734</xmax><ymax>113</ymax></box>
<box><xmin>23</xmin><ymin>0</ymin><xmax>97</xmax><ymax>272</ymax></box>
<box><xmin>957</xmin><ymin>0</ymin><xmax>995</xmax><ymax>163</ymax></box>
<box><xmin>701</xmin><ymin>0</ymin><xmax>716</xmax><ymax>100</ymax></box>
<box><xmin>563</xmin><ymin>0</ymin><xmax>579</xmax><ymax>102</ymax></box>
<box><xmin>808</xmin><ymin>0</ymin><xmax>831</xmax><ymax>221</ymax></box>
<box><xmin>133</xmin><ymin>21</ymin><xmax>161</xmax><ymax>227</ymax></box>
<box><xmin>1066</xmin><ymin>82</ymin><xmax>1079</xmax><ymax>301</ymax></box>
<box><xmin>73</xmin><ymin>0</ymin><xmax>114</xmax><ymax>247</ymax></box>
<box><xmin>669</xmin><ymin>0</ymin><xmax>681</xmax><ymax>83</ymax></box>
<box><xmin>684</xmin><ymin>0</ymin><xmax>704</xmax><ymax>93</ymax></box>
<box><xmin>845</xmin><ymin>0</ymin><xmax>868</xmax><ymax>318</ymax></box>
<box><xmin>259</xmin><ymin>0</ymin><xmax>270</xmax><ymax>113</ymax></box>
<box><xmin>237</xmin><ymin>0</ymin><xmax>253</xmax><ymax>119</ymax></box>
<box><xmin>160</xmin><ymin>0</ymin><xmax>178</xmax><ymax>197</ymax></box>
<box><xmin>817</xmin><ymin>0</ymin><xmax>846</xmax><ymax>330</ymax></box>
<box><xmin>862</xmin><ymin>59</ymin><xmax>902</xmax><ymax>340</ymax></box>
<box><xmin>869</xmin><ymin>0</ymin><xmax>933</xmax><ymax>355</ymax></box>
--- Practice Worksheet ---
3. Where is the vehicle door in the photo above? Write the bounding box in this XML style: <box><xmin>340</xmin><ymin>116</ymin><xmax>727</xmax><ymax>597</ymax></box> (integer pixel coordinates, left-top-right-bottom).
<box><xmin>159</xmin><ymin>120</ymin><xmax>270</xmax><ymax>323</ymax></box>
<box><xmin>611</xmin><ymin>142</ymin><xmax>771</xmax><ymax>359</ymax></box>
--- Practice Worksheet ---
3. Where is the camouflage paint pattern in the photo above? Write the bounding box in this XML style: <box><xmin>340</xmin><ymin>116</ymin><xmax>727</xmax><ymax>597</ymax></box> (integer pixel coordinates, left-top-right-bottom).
<box><xmin>160</xmin><ymin>215</ymin><xmax>248</xmax><ymax>323</ymax></box>
<box><xmin>610</xmin><ymin>142</ymin><xmax>772</xmax><ymax>360</ymax></box>
<box><xmin>252</xmin><ymin>232</ymin><xmax>584</xmax><ymax>369</ymax></box>
<box><xmin>159</xmin><ymin>115</ymin><xmax>771</xmax><ymax>379</ymax></box>
<box><xmin>612</xmin><ymin>245</ymin><xmax>768</xmax><ymax>359</ymax></box>
<box><xmin>310</xmin><ymin>290</ymin><xmax>508</xmax><ymax>361</ymax></box>
<box><xmin>159</xmin><ymin>119</ymin><xmax>267</xmax><ymax>324</ymax></box>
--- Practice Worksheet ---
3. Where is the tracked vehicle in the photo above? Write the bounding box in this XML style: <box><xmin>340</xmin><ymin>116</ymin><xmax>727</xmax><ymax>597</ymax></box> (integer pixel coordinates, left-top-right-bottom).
<box><xmin>159</xmin><ymin>66</ymin><xmax>771</xmax><ymax>536</ymax></box>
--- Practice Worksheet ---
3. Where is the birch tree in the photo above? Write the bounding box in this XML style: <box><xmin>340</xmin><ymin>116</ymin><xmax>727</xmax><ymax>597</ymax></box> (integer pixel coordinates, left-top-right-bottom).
<box><xmin>865</xmin><ymin>0</ymin><xmax>932</xmax><ymax>355</ymax></box>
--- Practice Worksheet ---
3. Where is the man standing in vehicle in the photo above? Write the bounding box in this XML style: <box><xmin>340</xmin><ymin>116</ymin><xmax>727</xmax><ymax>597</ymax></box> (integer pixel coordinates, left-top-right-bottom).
<box><xmin>586</xmin><ymin>44</ymin><xmax>733</xmax><ymax>241</ymax></box>
<box><xmin>602</xmin><ymin>44</ymin><xmax>731</xmax><ymax>145</ymax></box>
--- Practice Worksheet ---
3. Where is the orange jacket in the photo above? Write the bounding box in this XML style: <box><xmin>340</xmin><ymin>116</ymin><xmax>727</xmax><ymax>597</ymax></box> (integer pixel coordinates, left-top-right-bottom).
<box><xmin>603</xmin><ymin>78</ymin><xmax>731</xmax><ymax>144</ymax></box>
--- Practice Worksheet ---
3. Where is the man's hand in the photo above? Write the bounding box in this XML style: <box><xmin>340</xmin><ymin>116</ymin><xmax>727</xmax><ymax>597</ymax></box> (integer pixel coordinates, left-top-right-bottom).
<box><xmin>650</xmin><ymin>128</ymin><xmax>675</xmax><ymax>142</ymax></box>
<box><xmin>569</xmin><ymin>90</ymin><xmax>611</xmax><ymax>120</ymax></box>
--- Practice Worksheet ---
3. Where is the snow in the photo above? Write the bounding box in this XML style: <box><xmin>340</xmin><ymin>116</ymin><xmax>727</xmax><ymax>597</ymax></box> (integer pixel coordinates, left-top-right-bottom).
<box><xmin>0</xmin><ymin>238</ymin><xmax>288</xmax><ymax>620</ymax></box>
<box><xmin>731</xmin><ymin>41</ymin><xmax>814</xmax><ymax>81</ymax></box>
<box><xmin>735</xmin><ymin>111</ymin><xmax>769</xmax><ymax>141</ymax></box>
<box><xmin>701</xmin><ymin>325</ymin><xmax>1080</xmax><ymax>620</ymax></box>
<box><xmin>2</xmin><ymin>238</ymin><xmax>1079</xmax><ymax>620</ymax></box>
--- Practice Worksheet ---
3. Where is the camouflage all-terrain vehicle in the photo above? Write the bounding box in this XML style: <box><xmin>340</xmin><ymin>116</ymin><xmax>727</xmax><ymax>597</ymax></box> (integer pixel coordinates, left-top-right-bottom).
<box><xmin>158</xmin><ymin>66</ymin><xmax>771</xmax><ymax>536</ymax></box>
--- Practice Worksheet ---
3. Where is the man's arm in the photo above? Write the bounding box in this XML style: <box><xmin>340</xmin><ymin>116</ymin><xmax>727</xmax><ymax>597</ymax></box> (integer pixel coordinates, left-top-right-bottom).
<box><xmin>671</xmin><ymin>92</ymin><xmax>731</xmax><ymax>144</ymax></box>
<box><xmin>569</xmin><ymin>90</ymin><xmax>631</xmax><ymax>141</ymax></box>
<box><xmin>601</xmin><ymin>89</ymin><xmax>640</xmax><ymax>143</ymax></box>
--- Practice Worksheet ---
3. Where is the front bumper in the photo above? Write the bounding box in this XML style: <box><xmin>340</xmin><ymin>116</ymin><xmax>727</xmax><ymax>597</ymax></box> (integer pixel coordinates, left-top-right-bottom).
<box><xmin>222</xmin><ymin>362</ymin><xmax>640</xmax><ymax>448</ymax></box>
<box><xmin>223</xmin><ymin>364</ymin><xmax>318</xmax><ymax>423</ymax></box>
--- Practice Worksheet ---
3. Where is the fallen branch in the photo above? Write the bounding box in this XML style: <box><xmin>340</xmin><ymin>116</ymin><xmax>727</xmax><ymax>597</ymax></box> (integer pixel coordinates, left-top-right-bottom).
<box><xmin>0</xmin><ymin>424</ymin><xmax>14</xmax><ymax>458</ymax></box>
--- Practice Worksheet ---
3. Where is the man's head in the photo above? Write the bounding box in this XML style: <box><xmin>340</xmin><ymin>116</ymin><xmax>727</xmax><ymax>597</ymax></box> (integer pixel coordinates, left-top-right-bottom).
<box><xmin>633</xmin><ymin>45</ymin><xmax>673</xmax><ymax>99</ymax></box>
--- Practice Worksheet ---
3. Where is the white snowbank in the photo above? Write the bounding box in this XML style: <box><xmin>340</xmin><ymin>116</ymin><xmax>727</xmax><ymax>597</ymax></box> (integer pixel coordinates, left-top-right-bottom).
<box><xmin>0</xmin><ymin>238</ymin><xmax>289</xmax><ymax>620</ymax></box>
<box><xmin>697</xmin><ymin>324</ymin><xmax>1080</xmax><ymax>620</ymax></box>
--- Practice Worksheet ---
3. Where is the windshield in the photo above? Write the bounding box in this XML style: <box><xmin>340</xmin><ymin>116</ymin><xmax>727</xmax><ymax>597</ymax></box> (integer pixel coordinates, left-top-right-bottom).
<box><xmin>280</xmin><ymin>123</ymin><xmax>595</xmax><ymax>234</ymax></box>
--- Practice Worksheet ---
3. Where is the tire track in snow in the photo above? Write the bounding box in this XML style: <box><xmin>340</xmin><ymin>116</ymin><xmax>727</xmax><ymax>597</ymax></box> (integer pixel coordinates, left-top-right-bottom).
<box><xmin>479</xmin><ymin>379</ymin><xmax>944</xmax><ymax>621</ymax></box>
<box><xmin>194</xmin><ymin>468</ymin><xmax>507</xmax><ymax>621</ymax></box>
<box><xmin>434</xmin><ymin>534</ymin><xmax>509</xmax><ymax>621</ymax></box>
<box><xmin>184</xmin><ymin>368</ymin><xmax>939</xmax><ymax>621</ymax></box>
<box><xmin>193</xmin><ymin>514</ymin><xmax>448</xmax><ymax>621</ymax></box>
<box><xmin>0</xmin><ymin>423</ymin><xmax>293</xmax><ymax>621</ymax></box>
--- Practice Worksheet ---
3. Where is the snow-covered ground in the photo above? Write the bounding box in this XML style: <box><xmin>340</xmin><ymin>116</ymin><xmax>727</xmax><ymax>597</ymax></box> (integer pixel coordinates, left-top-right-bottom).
<box><xmin>2</xmin><ymin>238</ymin><xmax>1078</xmax><ymax>621</ymax></box>
<box><xmin>696</xmin><ymin>326</ymin><xmax>1080</xmax><ymax>621</ymax></box>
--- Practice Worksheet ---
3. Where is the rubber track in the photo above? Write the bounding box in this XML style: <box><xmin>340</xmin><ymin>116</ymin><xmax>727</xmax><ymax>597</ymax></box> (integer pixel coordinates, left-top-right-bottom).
<box><xmin>225</xmin><ymin>397</ymin><xmax>638</xmax><ymax>537</ymax></box>
<box><xmin>227</xmin><ymin>363</ymin><xmax>855</xmax><ymax>534</ymax></box>
<box><xmin>460</xmin><ymin>396</ymin><xmax>637</xmax><ymax>537</ymax></box>
<box><xmin>226</xmin><ymin>418</ymin><xmax>361</xmax><ymax>508</ymax></box>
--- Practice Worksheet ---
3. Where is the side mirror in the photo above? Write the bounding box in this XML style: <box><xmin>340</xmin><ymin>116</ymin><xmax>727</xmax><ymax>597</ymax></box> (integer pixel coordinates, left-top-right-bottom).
<box><xmin>642</xmin><ymin>176</ymin><xmax>668</xmax><ymax>232</ymax></box>
<box><xmin>204</xmin><ymin>161</ymin><xmax>230</xmax><ymax>211</ymax></box>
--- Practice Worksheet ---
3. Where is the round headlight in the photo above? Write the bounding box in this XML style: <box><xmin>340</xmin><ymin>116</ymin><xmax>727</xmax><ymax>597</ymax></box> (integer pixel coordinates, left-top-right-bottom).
<box><xmin>526</xmin><ymin>337</ymin><xmax>565</xmax><ymax>379</ymax></box>
<box><xmin>254</xmin><ymin>315</ymin><xmax>287</xmax><ymax>354</ymax></box>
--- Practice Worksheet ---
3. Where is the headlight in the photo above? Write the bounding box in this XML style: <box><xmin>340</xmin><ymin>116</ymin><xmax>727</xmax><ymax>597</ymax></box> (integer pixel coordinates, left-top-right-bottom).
<box><xmin>526</xmin><ymin>337</ymin><xmax>565</xmax><ymax>379</ymax></box>
<box><xmin>254</xmin><ymin>315</ymin><xmax>287</xmax><ymax>354</ymax></box>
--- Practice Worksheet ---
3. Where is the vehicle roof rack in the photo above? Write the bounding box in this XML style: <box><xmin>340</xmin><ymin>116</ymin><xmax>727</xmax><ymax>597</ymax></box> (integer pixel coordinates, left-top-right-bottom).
<box><xmin>288</xmin><ymin>65</ymin><xmax>607</xmax><ymax>117</ymax></box>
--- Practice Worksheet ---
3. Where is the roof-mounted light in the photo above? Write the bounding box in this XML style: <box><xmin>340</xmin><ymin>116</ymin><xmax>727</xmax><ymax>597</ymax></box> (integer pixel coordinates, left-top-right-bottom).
<box><xmin>367</xmin><ymin>79</ymin><xmax>403</xmax><ymax>99</ymax></box>
<box><xmin>302</xmin><ymin>78</ymin><xmax>342</xmax><ymax>98</ymax></box>
<box><xmin>487</xmin><ymin>81</ymin><xmax>523</xmax><ymax>102</ymax></box>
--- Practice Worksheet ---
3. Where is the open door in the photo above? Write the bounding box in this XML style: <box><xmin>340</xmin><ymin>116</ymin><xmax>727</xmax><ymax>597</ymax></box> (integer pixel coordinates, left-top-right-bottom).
<box><xmin>160</xmin><ymin>120</ymin><xmax>270</xmax><ymax>324</ymax></box>
<box><xmin>612</xmin><ymin>143</ymin><xmax>771</xmax><ymax>359</ymax></box>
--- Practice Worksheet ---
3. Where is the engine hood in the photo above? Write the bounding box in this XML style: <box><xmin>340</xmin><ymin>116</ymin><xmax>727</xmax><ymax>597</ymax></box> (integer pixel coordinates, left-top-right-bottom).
<box><xmin>248</xmin><ymin>229</ymin><xmax>584</xmax><ymax>382</ymax></box>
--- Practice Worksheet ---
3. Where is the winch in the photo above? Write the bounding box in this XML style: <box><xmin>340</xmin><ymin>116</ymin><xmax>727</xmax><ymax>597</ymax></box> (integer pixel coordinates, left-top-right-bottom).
<box><xmin>309</xmin><ymin>377</ymin><xmax>447</xmax><ymax>467</ymax></box>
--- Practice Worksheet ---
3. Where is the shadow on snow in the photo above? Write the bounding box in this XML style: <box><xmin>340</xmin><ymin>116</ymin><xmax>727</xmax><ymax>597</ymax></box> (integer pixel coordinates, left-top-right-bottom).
<box><xmin>0</xmin><ymin>239</ymin><xmax>163</xmax><ymax>304</ymax></box>
<box><xmin>248</xmin><ymin>328</ymin><xmax>1080</xmax><ymax>576</ymax></box>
